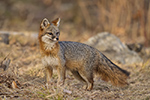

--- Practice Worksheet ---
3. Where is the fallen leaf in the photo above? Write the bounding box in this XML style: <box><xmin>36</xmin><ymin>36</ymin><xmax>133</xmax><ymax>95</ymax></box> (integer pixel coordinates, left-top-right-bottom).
<box><xmin>12</xmin><ymin>81</ymin><xmax>17</xmax><ymax>89</ymax></box>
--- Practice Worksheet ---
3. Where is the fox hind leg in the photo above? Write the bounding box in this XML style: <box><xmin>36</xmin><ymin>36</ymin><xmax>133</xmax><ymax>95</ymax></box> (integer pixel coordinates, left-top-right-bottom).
<box><xmin>78</xmin><ymin>70</ymin><xmax>94</xmax><ymax>91</ymax></box>
<box><xmin>71</xmin><ymin>71</ymin><xmax>87</xmax><ymax>89</ymax></box>
<box><xmin>71</xmin><ymin>71</ymin><xmax>86</xmax><ymax>83</ymax></box>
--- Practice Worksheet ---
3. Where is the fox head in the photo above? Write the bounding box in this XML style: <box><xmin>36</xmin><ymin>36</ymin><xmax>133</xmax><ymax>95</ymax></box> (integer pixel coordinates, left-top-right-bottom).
<box><xmin>39</xmin><ymin>18</ymin><xmax>60</xmax><ymax>44</ymax></box>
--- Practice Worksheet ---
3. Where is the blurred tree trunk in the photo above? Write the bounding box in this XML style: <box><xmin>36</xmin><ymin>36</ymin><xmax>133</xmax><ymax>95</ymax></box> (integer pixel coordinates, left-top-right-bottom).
<box><xmin>142</xmin><ymin>0</ymin><xmax>149</xmax><ymax>46</ymax></box>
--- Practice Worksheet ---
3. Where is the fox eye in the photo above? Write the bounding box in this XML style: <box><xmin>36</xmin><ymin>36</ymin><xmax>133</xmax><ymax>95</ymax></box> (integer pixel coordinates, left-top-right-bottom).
<box><xmin>56</xmin><ymin>32</ymin><xmax>60</xmax><ymax>35</ymax></box>
<box><xmin>48</xmin><ymin>33</ymin><xmax>53</xmax><ymax>35</ymax></box>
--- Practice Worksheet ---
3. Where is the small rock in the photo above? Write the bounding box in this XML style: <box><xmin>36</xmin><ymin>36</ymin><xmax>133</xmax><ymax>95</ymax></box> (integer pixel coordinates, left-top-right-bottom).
<box><xmin>63</xmin><ymin>89</ymin><xmax>72</xmax><ymax>94</ymax></box>
<box><xmin>0</xmin><ymin>32</ymin><xmax>9</xmax><ymax>44</ymax></box>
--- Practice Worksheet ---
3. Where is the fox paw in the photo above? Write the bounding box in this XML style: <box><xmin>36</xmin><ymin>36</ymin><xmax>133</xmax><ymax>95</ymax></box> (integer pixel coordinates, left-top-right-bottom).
<box><xmin>57</xmin><ymin>80</ymin><xmax>64</xmax><ymax>86</ymax></box>
<box><xmin>45</xmin><ymin>80</ymin><xmax>54</xmax><ymax>88</ymax></box>
<box><xmin>46</xmin><ymin>82</ymin><xmax>52</xmax><ymax>86</ymax></box>
<box><xmin>83</xmin><ymin>85</ymin><xmax>87</xmax><ymax>90</ymax></box>
<box><xmin>83</xmin><ymin>85</ymin><xmax>93</xmax><ymax>91</ymax></box>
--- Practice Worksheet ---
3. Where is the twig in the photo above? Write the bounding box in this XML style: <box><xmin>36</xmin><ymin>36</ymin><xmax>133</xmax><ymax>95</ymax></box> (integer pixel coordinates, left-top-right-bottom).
<box><xmin>0</xmin><ymin>53</ymin><xmax>11</xmax><ymax>71</ymax></box>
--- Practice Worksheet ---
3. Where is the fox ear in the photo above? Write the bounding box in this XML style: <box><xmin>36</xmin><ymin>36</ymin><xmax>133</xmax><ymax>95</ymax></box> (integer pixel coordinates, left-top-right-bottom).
<box><xmin>51</xmin><ymin>18</ymin><xmax>60</xmax><ymax>27</ymax></box>
<box><xmin>40</xmin><ymin>18</ymin><xmax>50</xmax><ymax>29</ymax></box>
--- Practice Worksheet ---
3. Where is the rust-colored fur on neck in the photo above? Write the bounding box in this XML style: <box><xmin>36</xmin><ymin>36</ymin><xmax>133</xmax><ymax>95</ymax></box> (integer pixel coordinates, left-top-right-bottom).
<box><xmin>38</xmin><ymin>29</ymin><xmax>60</xmax><ymax>57</ymax></box>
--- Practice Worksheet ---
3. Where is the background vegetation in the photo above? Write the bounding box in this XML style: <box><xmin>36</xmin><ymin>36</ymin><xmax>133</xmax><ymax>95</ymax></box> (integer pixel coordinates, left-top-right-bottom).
<box><xmin>0</xmin><ymin>0</ymin><xmax>150</xmax><ymax>45</ymax></box>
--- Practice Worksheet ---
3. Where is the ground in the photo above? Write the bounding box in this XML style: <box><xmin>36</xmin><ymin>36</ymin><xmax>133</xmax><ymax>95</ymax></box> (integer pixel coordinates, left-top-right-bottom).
<box><xmin>0</xmin><ymin>34</ymin><xmax>150</xmax><ymax>100</ymax></box>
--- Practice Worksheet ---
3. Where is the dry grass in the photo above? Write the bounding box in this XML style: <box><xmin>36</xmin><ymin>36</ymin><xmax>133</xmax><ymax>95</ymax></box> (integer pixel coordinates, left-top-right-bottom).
<box><xmin>0</xmin><ymin>34</ymin><xmax>150</xmax><ymax>100</ymax></box>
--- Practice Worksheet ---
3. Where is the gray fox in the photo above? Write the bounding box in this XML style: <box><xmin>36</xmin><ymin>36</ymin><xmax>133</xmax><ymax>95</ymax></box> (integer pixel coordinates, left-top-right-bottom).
<box><xmin>38</xmin><ymin>18</ymin><xmax>130</xmax><ymax>90</ymax></box>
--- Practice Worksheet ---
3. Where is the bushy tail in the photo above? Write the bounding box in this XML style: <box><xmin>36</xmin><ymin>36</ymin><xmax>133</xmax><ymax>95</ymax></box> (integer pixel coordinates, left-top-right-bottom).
<box><xmin>97</xmin><ymin>53</ymin><xmax>130</xmax><ymax>87</ymax></box>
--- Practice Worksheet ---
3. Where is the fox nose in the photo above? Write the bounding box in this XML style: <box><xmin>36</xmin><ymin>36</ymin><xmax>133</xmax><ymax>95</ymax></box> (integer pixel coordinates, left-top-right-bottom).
<box><xmin>56</xmin><ymin>38</ymin><xmax>59</xmax><ymax>40</ymax></box>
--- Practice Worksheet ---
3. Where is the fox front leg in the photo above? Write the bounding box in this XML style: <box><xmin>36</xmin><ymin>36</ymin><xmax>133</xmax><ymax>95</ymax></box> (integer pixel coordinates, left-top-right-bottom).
<box><xmin>57</xmin><ymin>66</ymin><xmax>66</xmax><ymax>86</ymax></box>
<box><xmin>45</xmin><ymin>66</ymin><xmax>53</xmax><ymax>85</ymax></box>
